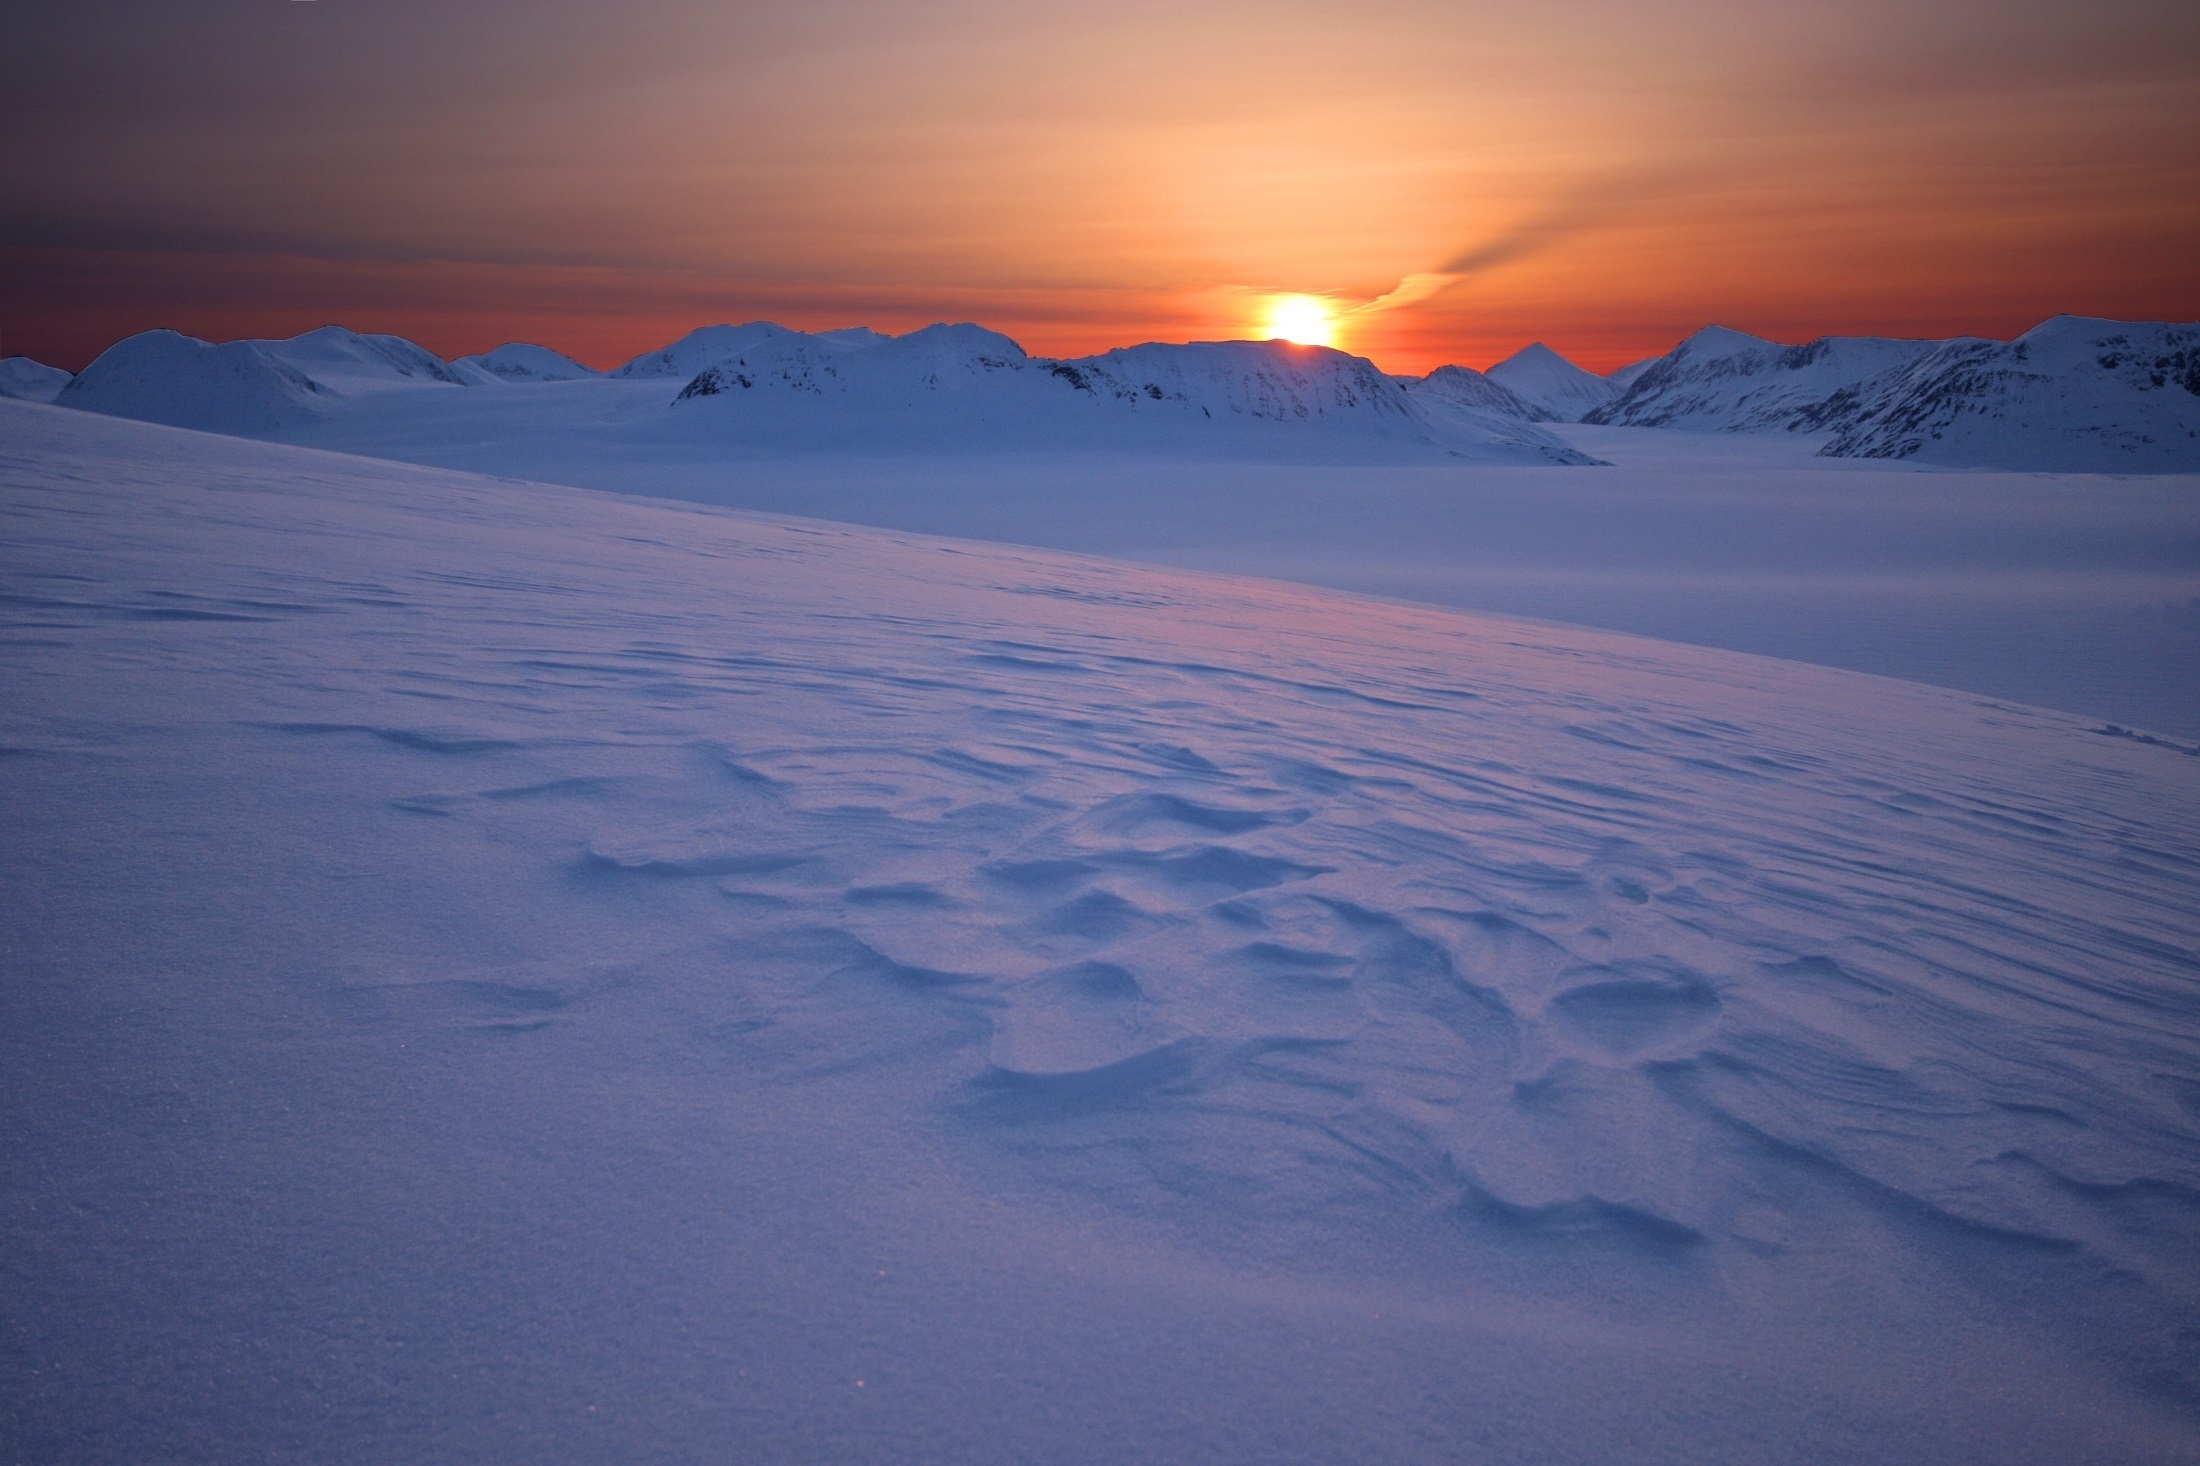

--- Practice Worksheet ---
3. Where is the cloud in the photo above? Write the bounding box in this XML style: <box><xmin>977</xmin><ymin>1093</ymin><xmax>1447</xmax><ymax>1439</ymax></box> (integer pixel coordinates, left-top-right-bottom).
<box><xmin>1352</xmin><ymin>170</ymin><xmax>1689</xmax><ymax>318</ymax></box>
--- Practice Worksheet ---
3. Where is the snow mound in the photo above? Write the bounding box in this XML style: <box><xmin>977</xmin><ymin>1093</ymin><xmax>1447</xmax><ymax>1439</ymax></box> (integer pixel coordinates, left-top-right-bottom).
<box><xmin>1587</xmin><ymin>327</ymin><xmax>1937</xmax><ymax>432</ymax></box>
<box><xmin>454</xmin><ymin>342</ymin><xmax>600</xmax><ymax>383</ymax></box>
<box><xmin>1484</xmin><ymin>342</ymin><xmax>1618</xmax><ymax>421</ymax></box>
<box><xmin>611</xmin><ymin>321</ymin><xmax>804</xmax><ymax>378</ymax></box>
<box><xmin>57</xmin><ymin>329</ymin><xmax>336</xmax><ymax>434</ymax></box>
<box><xmin>1820</xmin><ymin>316</ymin><xmax>2200</xmax><ymax>471</ymax></box>
<box><xmin>4</xmin><ymin>398</ymin><xmax>2198</xmax><ymax>1461</ymax></box>
<box><xmin>0</xmin><ymin>356</ymin><xmax>70</xmax><ymax>403</ymax></box>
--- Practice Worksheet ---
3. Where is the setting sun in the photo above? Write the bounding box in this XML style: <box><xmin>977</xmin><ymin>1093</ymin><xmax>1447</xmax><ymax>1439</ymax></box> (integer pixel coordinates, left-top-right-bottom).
<box><xmin>1260</xmin><ymin>294</ymin><xmax>1336</xmax><ymax>348</ymax></box>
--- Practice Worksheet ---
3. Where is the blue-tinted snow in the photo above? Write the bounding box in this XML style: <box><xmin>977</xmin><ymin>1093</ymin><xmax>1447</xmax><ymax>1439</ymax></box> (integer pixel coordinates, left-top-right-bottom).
<box><xmin>3</xmin><ymin>400</ymin><xmax>2197</xmax><ymax>1462</ymax></box>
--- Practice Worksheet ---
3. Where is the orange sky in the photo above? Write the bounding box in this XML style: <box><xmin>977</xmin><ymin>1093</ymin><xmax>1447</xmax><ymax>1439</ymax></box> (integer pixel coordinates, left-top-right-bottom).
<box><xmin>4</xmin><ymin>0</ymin><xmax>2195</xmax><ymax>373</ymax></box>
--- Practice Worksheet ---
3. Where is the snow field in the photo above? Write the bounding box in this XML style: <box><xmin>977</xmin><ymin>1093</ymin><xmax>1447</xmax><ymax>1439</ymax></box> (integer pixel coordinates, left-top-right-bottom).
<box><xmin>3</xmin><ymin>400</ymin><xmax>2199</xmax><ymax>1461</ymax></box>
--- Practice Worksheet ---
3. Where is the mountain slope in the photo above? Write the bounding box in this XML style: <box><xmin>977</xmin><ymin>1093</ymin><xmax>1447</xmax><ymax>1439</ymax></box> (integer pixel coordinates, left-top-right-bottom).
<box><xmin>1820</xmin><ymin>316</ymin><xmax>2200</xmax><ymax>470</ymax></box>
<box><xmin>0</xmin><ymin>356</ymin><xmax>70</xmax><ymax>403</ymax></box>
<box><xmin>1485</xmin><ymin>342</ymin><xmax>1618</xmax><ymax>421</ymax></box>
<box><xmin>57</xmin><ymin>329</ymin><xmax>338</xmax><ymax>434</ymax></box>
<box><xmin>4</xmin><ymin>398</ymin><xmax>2197</xmax><ymax>1464</ymax></box>
<box><xmin>1586</xmin><ymin>327</ymin><xmax>1937</xmax><ymax>432</ymax></box>
<box><xmin>1404</xmin><ymin>363</ymin><xmax>1551</xmax><ymax>421</ymax></box>
<box><xmin>611</xmin><ymin>321</ymin><xmax>803</xmax><ymax>378</ymax></box>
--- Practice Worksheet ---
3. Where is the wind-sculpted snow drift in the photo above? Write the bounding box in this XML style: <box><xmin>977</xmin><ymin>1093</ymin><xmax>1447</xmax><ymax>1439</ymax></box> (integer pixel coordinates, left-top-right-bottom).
<box><xmin>3</xmin><ymin>399</ymin><xmax>2196</xmax><ymax>1463</ymax></box>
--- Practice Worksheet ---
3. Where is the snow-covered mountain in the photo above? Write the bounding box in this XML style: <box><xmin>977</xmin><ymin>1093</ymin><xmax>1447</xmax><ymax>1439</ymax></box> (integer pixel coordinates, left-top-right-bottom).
<box><xmin>58</xmin><ymin>325</ymin><xmax>474</xmax><ymax>434</ymax></box>
<box><xmin>51</xmin><ymin>320</ymin><xmax>1593</xmax><ymax>465</ymax></box>
<box><xmin>671</xmin><ymin>327</ymin><xmax>1599</xmax><ymax>462</ymax></box>
<box><xmin>1585</xmin><ymin>327</ymin><xmax>1938</xmax><ymax>432</ymax></box>
<box><xmin>57</xmin><ymin>329</ymin><xmax>339</xmax><ymax>434</ymax></box>
<box><xmin>1818</xmin><ymin>316</ymin><xmax>2200</xmax><ymax>471</ymax></box>
<box><xmin>1606</xmin><ymin>354</ymin><xmax>1660</xmax><ymax>391</ymax></box>
<box><xmin>1403</xmin><ymin>362</ymin><xmax>1550</xmax><ymax>421</ymax></box>
<box><xmin>1587</xmin><ymin>316</ymin><xmax>2200</xmax><ymax>470</ymax></box>
<box><xmin>259</xmin><ymin>324</ymin><xmax>466</xmax><ymax>388</ymax></box>
<box><xmin>454</xmin><ymin>342</ymin><xmax>599</xmax><ymax>383</ymax></box>
<box><xmin>7</xmin><ymin>397</ymin><xmax>2197</xmax><ymax>1463</ymax></box>
<box><xmin>1484</xmin><ymin>342</ymin><xmax>1617</xmax><ymax>421</ymax></box>
<box><xmin>610</xmin><ymin>321</ymin><xmax>804</xmax><ymax>378</ymax></box>
<box><xmin>0</xmin><ymin>356</ymin><xmax>71</xmax><ymax>403</ymax></box>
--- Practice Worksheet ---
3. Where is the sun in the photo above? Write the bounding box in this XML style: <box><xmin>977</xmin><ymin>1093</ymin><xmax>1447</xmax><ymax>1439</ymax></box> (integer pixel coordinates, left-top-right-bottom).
<box><xmin>1261</xmin><ymin>294</ymin><xmax>1336</xmax><ymax>348</ymax></box>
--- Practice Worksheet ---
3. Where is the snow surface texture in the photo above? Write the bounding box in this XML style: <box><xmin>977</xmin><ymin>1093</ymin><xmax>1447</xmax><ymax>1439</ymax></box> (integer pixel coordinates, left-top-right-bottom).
<box><xmin>1592</xmin><ymin>316</ymin><xmax>2200</xmax><ymax>471</ymax></box>
<box><xmin>0</xmin><ymin>356</ymin><xmax>70</xmax><ymax>403</ymax></box>
<box><xmin>4</xmin><ymin>399</ymin><xmax>2200</xmax><ymax>1463</ymax></box>
<box><xmin>1484</xmin><ymin>342</ymin><xmax>1619</xmax><ymax>421</ymax></box>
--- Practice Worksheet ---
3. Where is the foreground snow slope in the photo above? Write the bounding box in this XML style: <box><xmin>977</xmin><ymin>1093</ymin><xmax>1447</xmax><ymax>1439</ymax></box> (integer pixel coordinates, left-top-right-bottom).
<box><xmin>3</xmin><ymin>399</ymin><xmax>2197</xmax><ymax>1463</ymax></box>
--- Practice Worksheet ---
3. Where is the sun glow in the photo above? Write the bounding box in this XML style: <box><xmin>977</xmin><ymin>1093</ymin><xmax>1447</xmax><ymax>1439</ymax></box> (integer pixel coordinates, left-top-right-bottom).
<box><xmin>1261</xmin><ymin>294</ymin><xmax>1336</xmax><ymax>348</ymax></box>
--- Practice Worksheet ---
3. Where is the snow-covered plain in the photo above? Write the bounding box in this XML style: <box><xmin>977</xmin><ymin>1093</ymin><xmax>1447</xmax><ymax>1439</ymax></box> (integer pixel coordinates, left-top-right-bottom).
<box><xmin>4</xmin><ymin>398</ymin><xmax>2198</xmax><ymax>1463</ymax></box>
<box><xmin>43</xmin><ymin>321</ymin><xmax>2200</xmax><ymax>739</ymax></box>
<box><xmin>238</xmin><ymin>385</ymin><xmax>2200</xmax><ymax>742</ymax></box>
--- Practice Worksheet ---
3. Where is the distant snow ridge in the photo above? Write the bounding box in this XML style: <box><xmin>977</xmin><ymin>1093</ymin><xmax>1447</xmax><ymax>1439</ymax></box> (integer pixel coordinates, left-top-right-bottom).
<box><xmin>677</xmin><ymin>322</ymin><xmax>1027</xmax><ymax>404</ymax></box>
<box><xmin>58</xmin><ymin>325</ymin><xmax>477</xmax><ymax>435</ymax></box>
<box><xmin>263</xmin><ymin>325</ymin><xmax>466</xmax><ymax>387</ymax></box>
<box><xmin>1401</xmin><ymin>363</ymin><xmax>1550</xmax><ymax>422</ymax></box>
<box><xmin>58</xmin><ymin>329</ymin><xmax>336</xmax><ymax>434</ymax></box>
<box><xmin>0</xmin><ymin>356</ymin><xmax>71</xmax><ymax>403</ymax></box>
<box><xmin>612</xmin><ymin>322</ymin><xmax>807</xmax><ymax>379</ymax></box>
<box><xmin>455</xmin><ymin>343</ymin><xmax>599</xmax><ymax>383</ymax></box>
<box><xmin>1484</xmin><ymin>343</ymin><xmax>1618</xmax><ymax>421</ymax></box>
<box><xmin>1818</xmin><ymin>316</ymin><xmax>2200</xmax><ymax>471</ymax></box>
<box><xmin>673</xmin><ymin>327</ymin><xmax>1600</xmax><ymax>463</ymax></box>
<box><xmin>1586</xmin><ymin>327</ymin><xmax>1937</xmax><ymax>432</ymax></box>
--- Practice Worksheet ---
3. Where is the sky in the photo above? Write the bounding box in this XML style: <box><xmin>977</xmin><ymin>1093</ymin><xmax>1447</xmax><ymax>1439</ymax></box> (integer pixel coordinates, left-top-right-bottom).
<box><xmin>3</xmin><ymin>0</ymin><xmax>2196</xmax><ymax>374</ymax></box>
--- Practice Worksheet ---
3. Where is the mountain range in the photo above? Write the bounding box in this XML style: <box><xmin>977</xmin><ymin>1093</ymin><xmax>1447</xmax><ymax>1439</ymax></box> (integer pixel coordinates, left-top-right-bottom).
<box><xmin>27</xmin><ymin>314</ymin><xmax>2200</xmax><ymax>472</ymax></box>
